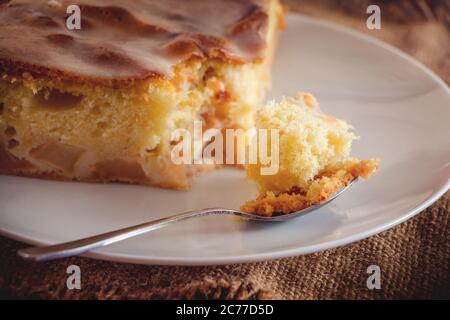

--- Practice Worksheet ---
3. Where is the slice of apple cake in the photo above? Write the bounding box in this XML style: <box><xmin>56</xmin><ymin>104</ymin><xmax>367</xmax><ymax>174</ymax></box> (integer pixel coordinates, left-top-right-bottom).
<box><xmin>0</xmin><ymin>0</ymin><xmax>284</xmax><ymax>190</ymax></box>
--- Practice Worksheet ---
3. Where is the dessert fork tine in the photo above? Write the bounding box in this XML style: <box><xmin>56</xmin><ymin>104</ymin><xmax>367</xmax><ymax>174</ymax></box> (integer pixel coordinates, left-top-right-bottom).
<box><xmin>18</xmin><ymin>179</ymin><xmax>357</xmax><ymax>262</ymax></box>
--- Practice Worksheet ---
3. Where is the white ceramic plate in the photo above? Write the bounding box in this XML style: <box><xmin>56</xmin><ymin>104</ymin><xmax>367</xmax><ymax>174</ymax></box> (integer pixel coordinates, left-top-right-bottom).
<box><xmin>1</xmin><ymin>15</ymin><xmax>449</xmax><ymax>265</ymax></box>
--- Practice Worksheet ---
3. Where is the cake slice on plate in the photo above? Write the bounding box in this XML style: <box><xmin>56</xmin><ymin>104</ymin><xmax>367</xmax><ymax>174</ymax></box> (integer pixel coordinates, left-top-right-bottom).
<box><xmin>0</xmin><ymin>0</ymin><xmax>284</xmax><ymax>190</ymax></box>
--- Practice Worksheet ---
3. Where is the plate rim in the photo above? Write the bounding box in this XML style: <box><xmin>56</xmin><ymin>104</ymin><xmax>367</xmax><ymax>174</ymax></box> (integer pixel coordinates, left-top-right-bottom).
<box><xmin>1</xmin><ymin>13</ymin><xmax>449</xmax><ymax>265</ymax></box>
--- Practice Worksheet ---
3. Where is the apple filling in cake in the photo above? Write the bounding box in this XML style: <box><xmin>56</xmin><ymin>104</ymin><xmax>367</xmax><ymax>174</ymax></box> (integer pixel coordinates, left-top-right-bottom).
<box><xmin>0</xmin><ymin>0</ymin><xmax>284</xmax><ymax>190</ymax></box>
<box><xmin>241</xmin><ymin>93</ymin><xmax>380</xmax><ymax>216</ymax></box>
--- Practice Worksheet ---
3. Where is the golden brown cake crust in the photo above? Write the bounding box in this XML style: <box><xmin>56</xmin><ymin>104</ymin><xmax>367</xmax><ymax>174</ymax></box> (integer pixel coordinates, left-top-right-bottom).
<box><xmin>0</xmin><ymin>0</ymin><xmax>273</xmax><ymax>86</ymax></box>
<box><xmin>241</xmin><ymin>159</ymin><xmax>380</xmax><ymax>217</ymax></box>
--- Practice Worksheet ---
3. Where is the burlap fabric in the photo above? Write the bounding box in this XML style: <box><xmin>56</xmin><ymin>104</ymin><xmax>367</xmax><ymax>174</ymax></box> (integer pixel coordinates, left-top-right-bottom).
<box><xmin>0</xmin><ymin>0</ymin><xmax>449</xmax><ymax>299</ymax></box>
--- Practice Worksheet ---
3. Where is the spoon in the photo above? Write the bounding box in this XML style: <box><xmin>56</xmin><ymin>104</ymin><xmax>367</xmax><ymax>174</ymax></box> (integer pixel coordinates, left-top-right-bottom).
<box><xmin>17</xmin><ymin>179</ymin><xmax>358</xmax><ymax>262</ymax></box>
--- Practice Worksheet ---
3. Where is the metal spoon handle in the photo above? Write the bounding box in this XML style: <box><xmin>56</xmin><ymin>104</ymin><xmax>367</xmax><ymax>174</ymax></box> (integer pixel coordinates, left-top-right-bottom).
<box><xmin>17</xmin><ymin>208</ymin><xmax>232</xmax><ymax>262</ymax></box>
